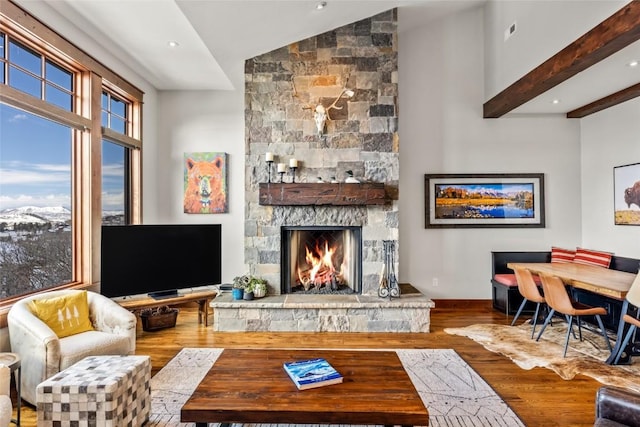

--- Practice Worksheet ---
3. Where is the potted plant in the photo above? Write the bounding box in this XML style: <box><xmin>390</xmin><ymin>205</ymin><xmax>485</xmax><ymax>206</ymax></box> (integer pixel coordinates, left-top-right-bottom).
<box><xmin>251</xmin><ymin>279</ymin><xmax>268</xmax><ymax>298</ymax></box>
<box><xmin>232</xmin><ymin>275</ymin><xmax>249</xmax><ymax>300</ymax></box>
<box><xmin>243</xmin><ymin>282</ymin><xmax>254</xmax><ymax>301</ymax></box>
<box><xmin>233</xmin><ymin>274</ymin><xmax>268</xmax><ymax>300</ymax></box>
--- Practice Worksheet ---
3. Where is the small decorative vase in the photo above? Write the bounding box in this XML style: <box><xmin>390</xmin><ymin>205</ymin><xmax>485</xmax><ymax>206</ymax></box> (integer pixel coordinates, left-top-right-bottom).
<box><xmin>232</xmin><ymin>288</ymin><xmax>244</xmax><ymax>300</ymax></box>
<box><xmin>253</xmin><ymin>287</ymin><xmax>266</xmax><ymax>298</ymax></box>
<box><xmin>243</xmin><ymin>291</ymin><xmax>254</xmax><ymax>301</ymax></box>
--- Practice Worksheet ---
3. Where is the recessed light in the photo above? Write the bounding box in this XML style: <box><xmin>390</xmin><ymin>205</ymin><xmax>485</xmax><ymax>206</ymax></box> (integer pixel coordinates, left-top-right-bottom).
<box><xmin>628</xmin><ymin>60</ymin><xmax>639</xmax><ymax>67</ymax></box>
<box><xmin>552</xmin><ymin>99</ymin><xmax>561</xmax><ymax>104</ymax></box>
<box><xmin>316</xmin><ymin>2</ymin><xmax>327</xmax><ymax>10</ymax></box>
<box><xmin>167</xmin><ymin>41</ymin><xmax>179</xmax><ymax>48</ymax></box>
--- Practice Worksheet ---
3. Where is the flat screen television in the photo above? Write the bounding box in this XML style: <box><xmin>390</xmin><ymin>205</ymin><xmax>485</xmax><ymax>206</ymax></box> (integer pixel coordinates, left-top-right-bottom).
<box><xmin>100</xmin><ymin>224</ymin><xmax>222</xmax><ymax>299</ymax></box>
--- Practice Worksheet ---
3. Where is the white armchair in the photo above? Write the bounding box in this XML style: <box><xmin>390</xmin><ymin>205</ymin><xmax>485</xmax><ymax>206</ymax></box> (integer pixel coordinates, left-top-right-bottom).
<box><xmin>0</xmin><ymin>364</ymin><xmax>11</xmax><ymax>427</ymax></box>
<box><xmin>7</xmin><ymin>289</ymin><xmax>136</xmax><ymax>405</ymax></box>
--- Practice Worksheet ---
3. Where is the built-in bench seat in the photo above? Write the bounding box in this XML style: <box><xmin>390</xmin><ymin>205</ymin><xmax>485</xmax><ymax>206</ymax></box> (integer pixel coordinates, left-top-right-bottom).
<box><xmin>491</xmin><ymin>251</ymin><xmax>640</xmax><ymax>330</ymax></box>
<box><xmin>491</xmin><ymin>251</ymin><xmax>550</xmax><ymax>316</ymax></box>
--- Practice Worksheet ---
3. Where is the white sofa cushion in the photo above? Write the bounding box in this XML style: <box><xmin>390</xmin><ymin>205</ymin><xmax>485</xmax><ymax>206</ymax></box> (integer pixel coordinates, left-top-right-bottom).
<box><xmin>59</xmin><ymin>331</ymin><xmax>132</xmax><ymax>371</ymax></box>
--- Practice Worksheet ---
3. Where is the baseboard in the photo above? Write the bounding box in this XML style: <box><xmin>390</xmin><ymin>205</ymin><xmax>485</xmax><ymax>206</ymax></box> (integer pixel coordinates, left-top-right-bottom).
<box><xmin>432</xmin><ymin>299</ymin><xmax>492</xmax><ymax>310</ymax></box>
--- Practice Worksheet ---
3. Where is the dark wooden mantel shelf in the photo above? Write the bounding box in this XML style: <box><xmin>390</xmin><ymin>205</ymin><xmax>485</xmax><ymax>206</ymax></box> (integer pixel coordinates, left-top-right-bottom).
<box><xmin>259</xmin><ymin>182</ymin><xmax>387</xmax><ymax>206</ymax></box>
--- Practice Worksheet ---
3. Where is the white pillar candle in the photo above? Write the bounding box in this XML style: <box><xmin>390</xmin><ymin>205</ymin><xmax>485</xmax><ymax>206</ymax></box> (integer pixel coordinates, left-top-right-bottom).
<box><xmin>277</xmin><ymin>163</ymin><xmax>286</xmax><ymax>173</ymax></box>
<box><xmin>289</xmin><ymin>158</ymin><xmax>298</xmax><ymax>168</ymax></box>
<box><xmin>265</xmin><ymin>152</ymin><xmax>274</xmax><ymax>162</ymax></box>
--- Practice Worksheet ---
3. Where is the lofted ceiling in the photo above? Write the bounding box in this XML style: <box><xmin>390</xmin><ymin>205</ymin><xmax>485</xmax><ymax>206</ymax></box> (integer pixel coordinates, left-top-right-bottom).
<box><xmin>485</xmin><ymin>0</ymin><xmax>640</xmax><ymax>118</ymax></box>
<box><xmin>11</xmin><ymin>0</ymin><xmax>640</xmax><ymax>117</ymax></box>
<box><xmin>13</xmin><ymin>0</ymin><xmax>482</xmax><ymax>91</ymax></box>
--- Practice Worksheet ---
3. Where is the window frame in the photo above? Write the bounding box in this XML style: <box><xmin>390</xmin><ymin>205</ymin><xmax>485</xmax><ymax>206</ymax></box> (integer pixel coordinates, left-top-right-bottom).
<box><xmin>0</xmin><ymin>1</ymin><xmax>143</xmax><ymax>325</ymax></box>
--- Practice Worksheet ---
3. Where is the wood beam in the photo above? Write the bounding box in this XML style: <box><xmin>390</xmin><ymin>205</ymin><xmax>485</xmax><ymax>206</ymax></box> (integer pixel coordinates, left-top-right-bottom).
<box><xmin>483</xmin><ymin>0</ymin><xmax>640</xmax><ymax>118</ymax></box>
<box><xmin>258</xmin><ymin>183</ymin><xmax>387</xmax><ymax>206</ymax></box>
<box><xmin>567</xmin><ymin>82</ymin><xmax>640</xmax><ymax>118</ymax></box>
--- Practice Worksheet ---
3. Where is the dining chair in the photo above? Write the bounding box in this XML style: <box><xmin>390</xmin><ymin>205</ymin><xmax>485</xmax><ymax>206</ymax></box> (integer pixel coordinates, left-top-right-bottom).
<box><xmin>511</xmin><ymin>268</ymin><xmax>547</xmax><ymax>339</ymax></box>
<box><xmin>610</xmin><ymin>273</ymin><xmax>640</xmax><ymax>364</ymax></box>
<box><xmin>536</xmin><ymin>274</ymin><xmax>612</xmax><ymax>357</ymax></box>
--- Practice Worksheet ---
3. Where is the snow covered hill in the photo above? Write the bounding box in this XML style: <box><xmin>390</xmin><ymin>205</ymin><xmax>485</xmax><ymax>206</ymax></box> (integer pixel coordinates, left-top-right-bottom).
<box><xmin>0</xmin><ymin>206</ymin><xmax>71</xmax><ymax>227</ymax></box>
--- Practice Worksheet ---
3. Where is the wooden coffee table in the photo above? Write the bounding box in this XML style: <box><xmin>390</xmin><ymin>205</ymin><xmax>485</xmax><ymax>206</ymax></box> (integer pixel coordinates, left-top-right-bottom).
<box><xmin>181</xmin><ymin>348</ymin><xmax>429</xmax><ymax>426</ymax></box>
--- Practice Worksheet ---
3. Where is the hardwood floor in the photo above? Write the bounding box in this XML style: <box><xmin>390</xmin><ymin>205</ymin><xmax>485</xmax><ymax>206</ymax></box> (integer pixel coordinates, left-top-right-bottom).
<box><xmin>13</xmin><ymin>300</ymin><xmax>601</xmax><ymax>426</ymax></box>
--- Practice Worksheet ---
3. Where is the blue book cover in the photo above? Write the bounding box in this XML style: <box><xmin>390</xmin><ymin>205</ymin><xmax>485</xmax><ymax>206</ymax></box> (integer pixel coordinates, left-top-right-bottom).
<box><xmin>283</xmin><ymin>358</ymin><xmax>343</xmax><ymax>390</ymax></box>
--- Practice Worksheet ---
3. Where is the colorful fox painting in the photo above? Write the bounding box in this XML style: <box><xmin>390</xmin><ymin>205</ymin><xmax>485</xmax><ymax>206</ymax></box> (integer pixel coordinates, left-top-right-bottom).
<box><xmin>183</xmin><ymin>152</ymin><xmax>228</xmax><ymax>214</ymax></box>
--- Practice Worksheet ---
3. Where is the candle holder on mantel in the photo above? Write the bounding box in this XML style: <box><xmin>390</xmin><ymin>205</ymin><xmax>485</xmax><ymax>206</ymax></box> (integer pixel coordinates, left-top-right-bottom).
<box><xmin>378</xmin><ymin>240</ymin><xmax>401</xmax><ymax>300</ymax></box>
<box><xmin>265</xmin><ymin>152</ymin><xmax>275</xmax><ymax>183</ymax></box>
<box><xmin>288</xmin><ymin>159</ymin><xmax>298</xmax><ymax>183</ymax></box>
<box><xmin>276</xmin><ymin>163</ymin><xmax>286</xmax><ymax>183</ymax></box>
<box><xmin>266</xmin><ymin>160</ymin><xmax>274</xmax><ymax>183</ymax></box>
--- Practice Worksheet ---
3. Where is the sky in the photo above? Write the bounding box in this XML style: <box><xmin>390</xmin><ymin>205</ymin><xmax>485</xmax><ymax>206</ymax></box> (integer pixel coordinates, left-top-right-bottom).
<box><xmin>0</xmin><ymin>103</ymin><xmax>125</xmax><ymax>212</ymax></box>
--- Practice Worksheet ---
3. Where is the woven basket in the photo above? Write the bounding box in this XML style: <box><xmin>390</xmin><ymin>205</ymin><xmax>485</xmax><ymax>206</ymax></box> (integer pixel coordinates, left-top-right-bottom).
<box><xmin>140</xmin><ymin>308</ymin><xmax>178</xmax><ymax>332</ymax></box>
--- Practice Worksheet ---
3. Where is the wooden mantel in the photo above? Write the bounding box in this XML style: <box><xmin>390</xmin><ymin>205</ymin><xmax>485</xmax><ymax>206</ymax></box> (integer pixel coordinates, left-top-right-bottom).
<box><xmin>258</xmin><ymin>182</ymin><xmax>387</xmax><ymax>206</ymax></box>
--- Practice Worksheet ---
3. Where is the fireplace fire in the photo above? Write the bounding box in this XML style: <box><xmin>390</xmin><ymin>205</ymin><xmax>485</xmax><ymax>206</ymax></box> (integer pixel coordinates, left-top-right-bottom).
<box><xmin>281</xmin><ymin>226</ymin><xmax>362</xmax><ymax>294</ymax></box>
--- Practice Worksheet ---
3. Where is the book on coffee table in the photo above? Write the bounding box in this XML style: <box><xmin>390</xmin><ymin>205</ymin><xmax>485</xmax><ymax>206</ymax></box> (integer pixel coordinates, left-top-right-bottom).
<box><xmin>283</xmin><ymin>358</ymin><xmax>343</xmax><ymax>390</ymax></box>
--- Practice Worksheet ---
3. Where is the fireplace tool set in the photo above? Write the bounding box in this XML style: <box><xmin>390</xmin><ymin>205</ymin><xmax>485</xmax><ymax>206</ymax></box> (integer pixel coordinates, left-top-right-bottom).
<box><xmin>378</xmin><ymin>240</ymin><xmax>400</xmax><ymax>300</ymax></box>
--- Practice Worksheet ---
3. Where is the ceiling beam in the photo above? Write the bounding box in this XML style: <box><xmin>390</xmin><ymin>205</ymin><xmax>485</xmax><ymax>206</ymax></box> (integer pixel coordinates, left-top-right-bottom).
<box><xmin>567</xmin><ymin>82</ymin><xmax>640</xmax><ymax>118</ymax></box>
<box><xmin>483</xmin><ymin>0</ymin><xmax>640</xmax><ymax>118</ymax></box>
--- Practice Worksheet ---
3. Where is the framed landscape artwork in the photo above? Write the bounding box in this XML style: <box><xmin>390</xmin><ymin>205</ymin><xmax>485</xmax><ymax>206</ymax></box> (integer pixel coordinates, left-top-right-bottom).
<box><xmin>183</xmin><ymin>152</ymin><xmax>228</xmax><ymax>214</ymax></box>
<box><xmin>614</xmin><ymin>162</ymin><xmax>640</xmax><ymax>226</ymax></box>
<box><xmin>424</xmin><ymin>173</ymin><xmax>545</xmax><ymax>228</ymax></box>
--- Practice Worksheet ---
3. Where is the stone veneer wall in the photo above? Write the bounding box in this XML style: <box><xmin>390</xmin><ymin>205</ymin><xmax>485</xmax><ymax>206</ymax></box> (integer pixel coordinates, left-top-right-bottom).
<box><xmin>244</xmin><ymin>10</ymin><xmax>399</xmax><ymax>296</ymax></box>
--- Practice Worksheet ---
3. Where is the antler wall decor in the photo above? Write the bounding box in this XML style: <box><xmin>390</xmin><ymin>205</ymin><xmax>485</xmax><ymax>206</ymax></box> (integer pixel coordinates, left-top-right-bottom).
<box><xmin>303</xmin><ymin>89</ymin><xmax>355</xmax><ymax>137</ymax></box>
<box><xmin>292</xmin><ymin>75</ymin><xmax>354</xmax><ymax>137</ymax></box>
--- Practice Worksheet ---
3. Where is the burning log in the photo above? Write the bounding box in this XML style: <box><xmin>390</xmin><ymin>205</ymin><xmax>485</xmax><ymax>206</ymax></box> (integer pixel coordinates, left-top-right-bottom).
<box><xmin>298</xmin><ymin>267</ymin><xmax>343</xmax><ymax>291</ymax></box>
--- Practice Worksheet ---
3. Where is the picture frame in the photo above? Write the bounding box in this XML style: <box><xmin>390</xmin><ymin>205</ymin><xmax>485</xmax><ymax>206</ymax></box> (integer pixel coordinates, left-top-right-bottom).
<box><xmin>424</xmin><ymin>173</ymin><xmax>545</xmax><ymax>228</ymax></box>
<box><xmin>613</xmin><ymin>162</ymin><xmax>640</xmax><ymax>226</ymax></box>
<box><xmin>183</xmin><ymin>152</ymin><xmax>229</xmax><ymax>214</ymax></box>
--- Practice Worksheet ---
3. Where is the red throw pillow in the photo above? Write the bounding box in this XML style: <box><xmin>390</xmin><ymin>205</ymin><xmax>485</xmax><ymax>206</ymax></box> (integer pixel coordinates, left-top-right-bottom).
<box><xmin>551</xmin><ymin>247</ymin><xmax>575</xmax><ymax>263</ymax></box>
<box><xmin>573</xmin><ymin>247</ymin><xmax>612</xmax><ymax>268</ymax></box>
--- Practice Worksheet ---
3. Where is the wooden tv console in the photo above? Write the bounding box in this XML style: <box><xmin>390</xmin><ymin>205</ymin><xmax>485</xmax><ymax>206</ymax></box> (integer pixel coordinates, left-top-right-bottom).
<box><xmin>116</xmin><ymin>289</ymin><xmax>217</xmax><ymax>326</ymax></box>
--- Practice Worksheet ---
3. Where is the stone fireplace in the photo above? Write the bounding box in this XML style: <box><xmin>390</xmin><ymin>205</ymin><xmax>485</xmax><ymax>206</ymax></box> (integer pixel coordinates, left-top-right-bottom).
<box><xmin>243</xmin><ymin>10</ymin><xmax>400</xmax><ymax>295</ymax></box>
<box><xmin>281</xmin><ymin>225</ymin><xmax>362</xmax><ymax>295</ymax></box>
<box><xmin>210</xmin><ymin>9</ymin><xmax>435</xmax><ymax>332</ymax></box>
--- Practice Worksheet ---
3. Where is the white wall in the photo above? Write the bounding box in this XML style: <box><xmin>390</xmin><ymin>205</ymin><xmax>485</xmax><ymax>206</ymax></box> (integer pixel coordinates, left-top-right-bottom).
<box><xmin>149</xmin><ymin>90</ymin><xmax>246</xmax><ymax>283</ymax></box>
<box><xmin>580</xmin><ymin>98</ymin><xmax>640</xmax><ymax>258</ymax></box>
<box><xmin>484</xmin><ymin>0</ymin><xmax>626</xmax><ymax>98</ymax></box>
<box><xmin>398</xmin><ymin>5</ymin><xmax>582</xmax><ymax>299</ymax></box>
<box><xmin>150</xmin><ymin>4</ymin><xmax>619</xmax><ymax>299</ymax></box>
<box><xmin>8</xmin><ymin>0</ymin><xmax>638</xmax><ymax>308</ymax></box>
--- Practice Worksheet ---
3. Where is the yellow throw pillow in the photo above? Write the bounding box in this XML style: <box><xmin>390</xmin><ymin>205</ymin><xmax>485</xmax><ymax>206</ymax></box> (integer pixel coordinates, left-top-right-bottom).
<box><xmin>29</xmin><ymin>291</ymin><xmax>94</xmax><ymax>338</ymax></box>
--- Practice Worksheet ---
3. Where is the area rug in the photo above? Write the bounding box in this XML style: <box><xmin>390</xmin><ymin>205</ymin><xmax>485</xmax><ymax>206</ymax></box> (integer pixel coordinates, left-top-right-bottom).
<box><xmin>445</xmin><ymin>321</ymin><xmax>640</xmax><ymax>393</ymax></box>
<box><xmin>147</xmin><ymin>347</ymin><xmax>524</xmax><ymax>427</ymax></box>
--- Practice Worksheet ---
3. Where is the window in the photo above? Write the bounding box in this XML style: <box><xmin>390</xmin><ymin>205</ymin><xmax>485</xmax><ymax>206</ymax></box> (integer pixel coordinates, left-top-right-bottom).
<box><xmin>5</xmin><ymin>37</ymin><xmax>74</xmax><ymax>110</ymax></box>
<box><xmin>102</xmin><ymin>140</ymin><xmax>128</xmax><ymax>225</ymax></box>
<box><xmin>0</xmin><ymin>4</ymin><xmax>143</xmax><ymax>305</ymax></box>
<box><xmin>0</xmin><ymin>104</ymin><xmax>73</xmax><ymax>297</ymax></box>
<box><xmin>102</xmin><ymin>91</ymin><xmax>128</xmax><ymax>134</ymax></box>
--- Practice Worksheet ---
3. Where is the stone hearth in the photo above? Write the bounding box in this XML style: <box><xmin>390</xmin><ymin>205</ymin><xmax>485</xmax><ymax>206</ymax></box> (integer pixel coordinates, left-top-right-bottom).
<box><xmin>210</xmin><ymin>292</ymin><xmax>434</xmax><ymax>332</ymax></box>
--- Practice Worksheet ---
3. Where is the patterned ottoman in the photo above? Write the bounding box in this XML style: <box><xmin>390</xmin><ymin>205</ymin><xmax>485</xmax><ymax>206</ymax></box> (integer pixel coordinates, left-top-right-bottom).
<box><xmin>36</xmin><ymin>355</ymin><xmax>151</xmax><ymax>427</ymax></box>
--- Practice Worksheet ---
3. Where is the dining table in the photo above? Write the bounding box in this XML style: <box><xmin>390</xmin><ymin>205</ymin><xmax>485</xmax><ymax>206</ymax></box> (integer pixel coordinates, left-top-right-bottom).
<box><xmin>507</xmin><ymin>262</ymin><xmax>638</xmax><ymax>365</ymax></box>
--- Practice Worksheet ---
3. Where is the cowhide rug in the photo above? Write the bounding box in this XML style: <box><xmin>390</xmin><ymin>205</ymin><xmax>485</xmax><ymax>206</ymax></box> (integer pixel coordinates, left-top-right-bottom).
<box><xmin>445</xmin><ymin>321</ymin><xmax>640</xmax><ymax>392</ymax></box>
